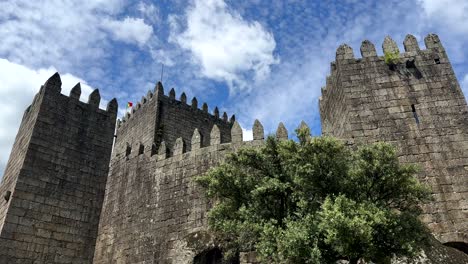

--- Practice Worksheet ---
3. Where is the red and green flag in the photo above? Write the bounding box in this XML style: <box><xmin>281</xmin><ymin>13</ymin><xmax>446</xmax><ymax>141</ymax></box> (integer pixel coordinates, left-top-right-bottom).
<box><xmin>127</xmin><ymin>102</ymin><xmax>133</xmax><ymax>108</ymax></box>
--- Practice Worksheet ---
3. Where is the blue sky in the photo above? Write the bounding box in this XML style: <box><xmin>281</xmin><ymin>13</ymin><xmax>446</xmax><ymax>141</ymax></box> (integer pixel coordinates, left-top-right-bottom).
<box><xmin>0</xmin><ymin>0</ymin><xmax>468</xmax><ymax>175</ymax></box>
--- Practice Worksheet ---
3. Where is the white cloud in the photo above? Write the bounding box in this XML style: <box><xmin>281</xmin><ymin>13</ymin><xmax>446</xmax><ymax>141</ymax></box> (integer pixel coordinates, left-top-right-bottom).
<box><xmin>138</xmin><ymin>2</ymin><xmax>161</xmax><ymax>24</ymax></box>
<box><xmin>242</xmin><ymin>128</ymin><xmax>253</xmax><ymax>141</ymax></box>
<box><xmin>418</xmin><ymin>0</ymin><xmax>468</xmax><ymax>34</ymax></box>
<box><xmin>101</xmin><ymin>17</ymin><xmax>154</xmax><ymax>46</ymax></box>
<box><xmin>462</xmin><ymin>74</ymin><xmax>468</xmax><ymax>98</ymax></box>
<box><xmin>0</xmin><ymin>0</ymin><xmax>153</xmax><ymax>71</ymax></box>
<box><xmin>0</xmin><ymin>59</ymin><xmax>98</xmax><ymax>177</ymax></box>
<box><xmin>171</xmin><ymin>0</ymin><xmax>278</xmax><ymax>92</ymax></box>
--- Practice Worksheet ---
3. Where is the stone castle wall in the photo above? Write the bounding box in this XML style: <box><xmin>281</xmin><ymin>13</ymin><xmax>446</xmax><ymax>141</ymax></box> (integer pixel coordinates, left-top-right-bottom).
<box><xmin>0</xmin><ymin>33</ymin><xmax>467</xmax><ymax>264</ymax></box>
<box><xmin>93</xmin><ymin>120</ymin><xmax>268</xmax><ymax>263</ymax></box>
<box><xmin>113</xmin><ymin>82</ymin><xmax>233</xmax><ymax>161</ymax></box>
<box><xmin>0</xmin><ymin>74</ymin><xmax>117</xmax><ymax>263</ymax></box>
<box><xmin>320</xmin><ymin>34</ymin><xmax>468</xmax><ymax>245</ymax></box>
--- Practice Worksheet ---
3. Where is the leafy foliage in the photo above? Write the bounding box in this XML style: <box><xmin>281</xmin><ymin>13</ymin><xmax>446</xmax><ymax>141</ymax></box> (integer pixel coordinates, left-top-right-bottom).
<box><xmin>384</xmin><ymin>51</ymin><xmax>400</xmax><ymax>65</ymax></box>
<box><xmin>195</xmin><ymin>127</ymin><xmax>431</xmax><ymax>263</ymax></box>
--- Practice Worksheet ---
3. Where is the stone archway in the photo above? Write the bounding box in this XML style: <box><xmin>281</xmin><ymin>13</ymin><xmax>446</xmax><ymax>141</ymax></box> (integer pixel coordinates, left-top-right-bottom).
<box><xmin>193</xmin><ymin>248</ymin><xmax>223</xmax><ymax>264</ymax></box>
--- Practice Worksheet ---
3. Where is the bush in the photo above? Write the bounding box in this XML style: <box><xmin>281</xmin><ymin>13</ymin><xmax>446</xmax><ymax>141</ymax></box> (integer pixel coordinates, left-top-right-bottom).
<box><xmin>384</xmin><ymin>51</ymin><xmax>399</xmax><ymax>65</ymax></box>
<box><xmin>196</xmin><ymin>128</ymin><xmax>431</xmax><ymax>264</ymax></box>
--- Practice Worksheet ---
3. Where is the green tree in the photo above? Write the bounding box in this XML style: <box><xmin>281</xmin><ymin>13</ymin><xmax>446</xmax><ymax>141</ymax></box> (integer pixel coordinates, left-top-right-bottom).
<box><xmin>195</xmin><ymin>127</ymin><xmax>431</xmax><ymax>264</ymax></box>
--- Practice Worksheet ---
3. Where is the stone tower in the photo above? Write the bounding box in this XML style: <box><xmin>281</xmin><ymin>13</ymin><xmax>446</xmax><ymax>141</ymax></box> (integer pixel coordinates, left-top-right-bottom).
<box><xmin>93</xmin><ymin>83</ymin><xmax>234</xmax><ymax>263</ymax></box>
<box><xmin>320</xmin><ymin>34</ymin><xmax>468</xmax><ymax>250</ymax></box>
<box><xmin>0</xmin><ymin>73</ymin><xmax>117</xmax><ymax>263</ymax></box>
<box><xmin>112</xmin><ymin>82</ymin><xmax>232</xmax><ymax>160</ymax></box>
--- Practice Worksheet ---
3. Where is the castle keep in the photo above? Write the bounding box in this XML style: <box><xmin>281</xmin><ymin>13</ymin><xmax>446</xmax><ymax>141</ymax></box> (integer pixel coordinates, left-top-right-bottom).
<box><xmin>0</xmin><ymin>34</ymin><xmax>466</xmax><ymax>263</ymax></box>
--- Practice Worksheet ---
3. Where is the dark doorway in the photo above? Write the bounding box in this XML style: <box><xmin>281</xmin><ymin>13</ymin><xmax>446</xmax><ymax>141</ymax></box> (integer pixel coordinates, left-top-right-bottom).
<box><xmin>193</xmin><ymin>248</ymin><xmax>223</xmax><ymax>264</ymax></box>
<box><xmin>444</xmin><ymin>242</ymin><xmax>468</xmax><ymax>254</ymax></box>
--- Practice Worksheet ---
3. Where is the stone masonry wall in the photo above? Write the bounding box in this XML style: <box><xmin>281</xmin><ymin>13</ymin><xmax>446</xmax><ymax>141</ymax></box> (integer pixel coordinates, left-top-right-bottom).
<box><xmin>0</xmin><ymin>88</ymin><xmax>43</xmax><ymax>234</ymax></box>
<box><xmin>0</xmin><ymin>73</ymin><xmax>117</xmax><ymax>263</ymax></box>
<box><xmin>94</xmin><ymin>120</ymin><xmax>268</xmax><ymax>264</ymax></box>
<box><xmin>319</xmin><ymin>34</ymin><xmax>468</xmax><ymax>245</ymax></box>
<box><xmin>114</xmin><ymin>82</ymin><xmax>232</xmax><ymax>161</ymax></box>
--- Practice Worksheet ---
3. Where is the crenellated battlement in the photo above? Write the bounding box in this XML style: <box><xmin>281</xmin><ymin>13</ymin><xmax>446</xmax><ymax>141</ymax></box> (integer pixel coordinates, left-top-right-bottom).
<box><xmin>113</xmin><ymin>82</ymin><xmax>234</xmax><ymax>163</ymax></box>
<box><xmin>319</xmin><ymin>33</ymin><xmax>468</xmax><ymax>246</ymax></box>
<box><xmin>332</xmin><ymin>33</ymin><xmax>445</xmax><ymax>64</ymax></box>
<box><xmin>117</xmin><ymin>82</ymin><xmax>233</xmax><ymax>130</ymax></box>
<box><xmin>321</xmin><ymin>34</ymin><xmax>449</xmax><ymax>101</ymax></box>
<box><xmin>31</xmin><ymin>72</ymin><xmax>118</xmax><ymax>117</ymax></box>
<box><xmin>319</xmin><ymin>33</ymin><xmax>462</xmax><ymax>138</ymax></box>
<box><xmin>114</xmin><ymin>119</ymin><xmax>296</xmax><ymax>164</ymax></box>
<box><xmin>0</xmin><ymin>72</ymin><xmax>117</xmax><ymax>263</ymax></box>
<box><xmin>3</xmin><ymin>33</ymin><xmax>468</xmax><ymax>263</ymax></box>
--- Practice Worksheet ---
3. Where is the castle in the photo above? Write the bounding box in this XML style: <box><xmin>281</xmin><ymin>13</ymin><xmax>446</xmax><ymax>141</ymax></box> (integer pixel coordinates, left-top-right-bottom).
<box><xmin>0</xmin><ymin>34</ymin><xmax>466</xmax><ymax>263</ymax></box>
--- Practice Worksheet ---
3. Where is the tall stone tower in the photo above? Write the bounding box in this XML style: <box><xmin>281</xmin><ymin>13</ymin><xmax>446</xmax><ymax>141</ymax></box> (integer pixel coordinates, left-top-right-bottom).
<box><xmin>93</xmin><ymin>83</ymin><xmax>234</xmax><ymax>263</ymax></box>
<box><xmin>320</xmin><ymin>34</ymin><xmax>468</xmax><ymax>250</ymax></box>
<box><xmin>0</xmin><ymin>73</ymin><xmax>117</xmax><ymax>263</ymax></box>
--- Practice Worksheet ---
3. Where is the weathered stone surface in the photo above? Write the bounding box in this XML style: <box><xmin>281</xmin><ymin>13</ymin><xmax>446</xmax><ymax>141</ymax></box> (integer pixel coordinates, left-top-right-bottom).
<box><xmin>70</xmin><ymin>82</ymin><xmax>81</xmax><ymax>100</ymax></box>
<box><xmin>1</xmin><ymin>34</ymin><xmax>467</xmax><ymax>264</ymax></box>
<box><xmin>210</xmin><ymin>125</ymin><xmax>221</xmax><ymax>145</ymax></box>
<box><xmin>174</xmin><ymin>137</ymin><xmax>185</xmax><ymax>155</ymax></box>
<box><xmin>383</xmin><ymin>35</ymin><xmax>400</xmax><ymax>54</ymax></box>
<box><xmin>191</xmin><ymin>129</ymin><xmax>202</xmax><ymax>150</ymax></box>
<box><xmin>0</xmin><ymin>73</ymin><xmax>116</xmax><ymax>263</ymax></box>
<box><xmin>360</xmin><ymin>40</ymin><xmax>377</xmax><ymax>57</ymax></box>
<box><xmin>336</xmin><ymin>44</ymin><xmax>354</xmax><ymax>60</ymax></box>
<box><xmin>320</xmin><ymin>34</ymin><xmax>468</xmax><ymax>247</ymax></box>
<box><xmin>252</xmin><ymin>119</ymin><xmax>264</xmax><ymax>140</ymax></box>
<box><xmin>276</xmin><ymin>122</ymin><xmax>288</xmax><ymax>140</ymax></box>
<box><xmin>231</xmin><ymin>121</ymin><xmax>243</xmax><ymax>143</ymax></box>
<box><xmin>404</xmin><ymin>34</ymin><xmax>420</xmax><ymax>52</ymax></box>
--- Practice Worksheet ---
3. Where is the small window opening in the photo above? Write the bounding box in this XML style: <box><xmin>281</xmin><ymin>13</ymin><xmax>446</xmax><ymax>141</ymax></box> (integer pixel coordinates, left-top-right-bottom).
<box><xmin>411</xmin><ymin>104</ymin><xmax>420</xmax><ymax>124</ymax></box>
<box><xmin>151</xmin><ymin>144</ymin><xmax>158</xmax><ymax>156</ymax></box>
<box><xmin>4</xmin><ymin>191</ymin><xmax>11</xmax><ymax>202</ymax></box>
<box><xmin>406</xmin><ymin>59</ymin><xmax>416</xmax><ymax>69</ymax></box>
<box><xmin>434</xmin><ymin>58</ymin><xmax>441</xmax><ymax>64</ymax></box>
<box><xmin>405</xmin><ymin>59</ymin><xmax>423</xmax><ymax>79</ymax></box>
<box><xmin>138</xmin><ymin>144</ymin><xmax>145</xmax><ymax>155</ymax></box>
<box><xmin>125</xmin><ymin>144</ymin><xmax>132</xmax><ymax>157</ymax></box>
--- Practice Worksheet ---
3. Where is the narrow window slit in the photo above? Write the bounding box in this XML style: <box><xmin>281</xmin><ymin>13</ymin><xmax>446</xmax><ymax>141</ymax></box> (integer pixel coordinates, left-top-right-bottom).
<box><xmin>4</xmin><ymin>191</ymin><xmax>11</xmax><ymax>202</ymax></box>
<box><xmin>151</xmin><ymin>143</ymin><xmax>158</xmax><ymax>156</ymax></box>
<box><xmin>125</xmin><ymin>143</ymin><xmax>132</xmax><ymax>157</ymax></box>
<box><xmin>138</xmin><ymin>144</ymin><xmax>145</xmax><ymax>155</ymax></box>
<box><xmin>434</xmin><ymin>58</ymin><xmax>440</xmax><ymax>64</ymax></box>
<box><xmin>411</xmin><ymin>104</ymin><xmax>420</xmax><ymax>124</ymax></box>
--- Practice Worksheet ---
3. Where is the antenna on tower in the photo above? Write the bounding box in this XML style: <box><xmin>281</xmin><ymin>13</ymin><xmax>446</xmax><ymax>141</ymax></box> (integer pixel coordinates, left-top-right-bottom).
<box><xmin>160</xmin><ymin>64</ymin><xmax>164</xmax><ymax>83</ymax></box>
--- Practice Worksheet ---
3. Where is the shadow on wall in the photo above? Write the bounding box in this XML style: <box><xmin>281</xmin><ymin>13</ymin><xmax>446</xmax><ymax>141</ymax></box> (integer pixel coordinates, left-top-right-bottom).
<box><xmin>193</xmin><ymin>247</ymin><xmax>241</xmax><ymax>264</ymax></box>
<box><xmin>193</xmin><ymin>248</ymin><xmax>223</xmax><ymax>264</ymax></box>
<box><xmin>444</xmin><ymin>242</ymin><xmax>468</xmax><ymax>255</ymax></box>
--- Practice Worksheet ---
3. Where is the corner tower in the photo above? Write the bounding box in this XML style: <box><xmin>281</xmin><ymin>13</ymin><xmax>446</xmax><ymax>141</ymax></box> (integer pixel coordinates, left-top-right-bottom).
<box><xmin>0</xmin><ymin>73</ymin><xmax>117</xmax><ymax>263</ymax></box>
<box><xmin>112</xmin><ymin>82</ymin><xmax>233</xmax><ymax>161</ymax></box>
<box><xmin>320</xmin><ymin>34</ymin><xmax>468</xmax><ymax>248</ymax></box>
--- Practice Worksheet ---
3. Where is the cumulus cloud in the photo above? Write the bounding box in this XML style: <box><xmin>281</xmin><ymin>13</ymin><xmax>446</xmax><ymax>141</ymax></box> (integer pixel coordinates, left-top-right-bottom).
<box><xmin>0</xmin><ymin>0</ymin><xmax>153</xmax><ymax>71</ymax></box>
<box><xmin>101</xmin><ymin>17</ymin><xmax>154</xmax><ymax>46</ymax></box>
<box><xmin>417</xmin><ymin>0</ymin><xmax>468</xmax><ymax>34</ymax></box>
<box><xmin>242</xmin><ymin>128</ymin><xmax>253</xmax><ymax>141</ymax></box>
<box><xmin>171</xmin><ymin>0</ymin><xmax>278</xmax><ymax>92</ymax></box>
<box><xmin>0</xmin><ymin>59</ymin><xmax>98</xmax><ymax>177</ymax></box>
<box><xmin>138</xmin><ymin>2</ymin><xmax>161</xmax><ymax>25</ymax></box>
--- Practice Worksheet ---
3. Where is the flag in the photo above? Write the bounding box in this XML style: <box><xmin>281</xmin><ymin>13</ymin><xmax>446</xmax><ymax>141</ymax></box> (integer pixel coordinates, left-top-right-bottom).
<box><xmin>127</xmin><ymin>102</ymin><xmax>133</xmax><ymax>108</ymax></box>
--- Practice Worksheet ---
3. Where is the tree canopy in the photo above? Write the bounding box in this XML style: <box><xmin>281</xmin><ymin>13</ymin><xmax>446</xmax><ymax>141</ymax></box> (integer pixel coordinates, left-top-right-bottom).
<box><xmin>195</xmin><ymin>127</ymin><xmax>431</xmax><ymax>264</ymax></box>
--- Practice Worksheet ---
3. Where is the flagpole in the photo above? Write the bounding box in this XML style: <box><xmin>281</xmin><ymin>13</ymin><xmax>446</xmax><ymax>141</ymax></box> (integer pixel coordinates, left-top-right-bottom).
<box><xmin>160</xmin><ymin>64</ymin><xmax>164</xmax><ymax>82</ymax></box>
